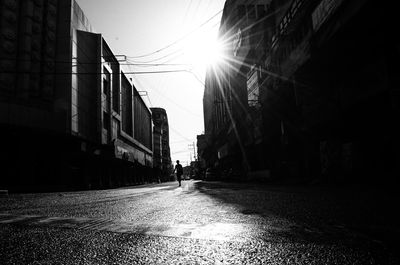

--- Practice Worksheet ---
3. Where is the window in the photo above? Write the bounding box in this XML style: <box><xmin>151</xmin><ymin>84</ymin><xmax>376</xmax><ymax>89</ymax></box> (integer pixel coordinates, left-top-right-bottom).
<box><xmin>103</xmin><ymin>111</ymin><xmax>110</xmax><ymax>129</ymax></box>
<box><xmin>112</xmin><ymin>118</ymin><xmax>119</xmax><ymax>140</ymax></box>
<box><xmin>257</xmin><ymin>5</ymin><xmax>266</xmax><ymax>18</ymax></box>
<box><xmin>103</xmin><ymin>79</ymin><xmax>109</xmax><ymax>95</ymax></box>
<box><xmin>238</xmin><ymin>5</ymin><xmax>245</xmax><ymax>18</ymax></box>
<box><xmin>121</xmin><ymin>76</ymin><xmax>133</xmax><ymax>136</ymax></box>
<box><xmin>103</xmin><ymin>68</ymin><xmax>110</xmax><ymax>95</ymax></box>
<box><xmin>112</xmin><ymin>79</ymin><xmax>120</xmax><ymax>113</ymax></box>
<box><xmin>247</xmin><ymin>5</ymin><xmax>256</xmax><ymax>19</ymax></box>
<box><xmin>103</xmin><ymin>68</ymin><xmax>110</xmax><ymax>110</ymax></box>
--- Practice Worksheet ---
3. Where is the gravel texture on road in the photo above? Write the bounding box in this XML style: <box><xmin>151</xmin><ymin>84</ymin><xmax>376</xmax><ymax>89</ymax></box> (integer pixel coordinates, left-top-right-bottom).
<box><xmin>1</xmin><ymin>180</ymin><xmax>399</xmax><ymax>264</ymax></box>
<box><xmin>1</xmin><ymin>225</ymin><xmax>396</xmax><ymax>265</ymax></box>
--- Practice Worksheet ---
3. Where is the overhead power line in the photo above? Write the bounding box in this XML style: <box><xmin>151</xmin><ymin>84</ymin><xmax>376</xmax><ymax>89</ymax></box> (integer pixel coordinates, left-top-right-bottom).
<box><xmin>170</xmin><ymin>126</ymin><xmax>195</xmax><ymax>142</ymax></box>
<box><xmin>127</xmin><ymin>9</ymin><xmax>222</xmax><ymax>59</ymax></box>
<box><xmin>0</xmin><ymin>69</ymin><xmax>190</xmax><ymax>75</ymax></box>
<box><xmin>0</xmin><ymin>57</ymin><xmax>193</xmax><ymax>67</ymax></box>
<box><xmin>126</xmin><ymin>20</ymin><xmax>220</xmax><ymax>65</ymax></box>
<box><xmin>182</xmin><ymin>0</ymin><xmax>195</xmax><ymax>25</ymax></box>
<box><xmin>126</xmin><ymin>49</ymin><xmax>185</xmax><ymax>64</ymax></box>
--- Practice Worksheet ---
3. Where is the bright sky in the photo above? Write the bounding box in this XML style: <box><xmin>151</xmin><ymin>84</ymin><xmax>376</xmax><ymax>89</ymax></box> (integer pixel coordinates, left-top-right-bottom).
<box><xmin>75</xmin><ymin>0</ymin><xmax>226</xmax><ymax>166</ymax></box>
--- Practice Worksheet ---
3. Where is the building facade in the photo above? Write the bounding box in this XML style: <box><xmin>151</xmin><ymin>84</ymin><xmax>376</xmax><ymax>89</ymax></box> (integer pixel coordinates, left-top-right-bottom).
<box><xmin>203</xmin><ymin>0</ymin><xmax>274</xmax><ymax>179</ymax></box>
<box><xmin>196</xmin><ymin>134</ymin><xmax>207</xmax><ymax>173</ymax></box>
<box><xmin>151</xmin><ymin>107</ymin><xmax>172</xmax><ymax>182</ymax></box>
<box><xmin>203</xmin><ymin>0</ymin><xmax>399</xmax><ymax>183</ymax></box>
<box><xmin>0</xmin><ymin>0</ymin><xmax>153</xmax><ymax>191</ymax></box>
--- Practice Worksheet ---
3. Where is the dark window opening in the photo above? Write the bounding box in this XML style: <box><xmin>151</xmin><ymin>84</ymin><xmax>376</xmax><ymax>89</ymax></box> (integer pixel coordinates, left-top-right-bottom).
<box><xmin>238</xmin><ymin>5</ymin><xmax>246</xmax><ymax>18</ymax></box>
<box><xmin>121</xmin><ymin>76</ymin><xmax>133</xmax><ymax>136</ymax></box>
<box><xmin>247</xmin><ymin>5</ymin><xmax>256</xmax><ymax>19</ymax></box>
<box><xmin>257</xmin><ymin>5</ymin><xmax>266</xmax><ymax>18</ymax></box>
<box><xmin>103</xmin><ymin>111</ymin><xmax>110</xmax><ymax>129</ymax></box>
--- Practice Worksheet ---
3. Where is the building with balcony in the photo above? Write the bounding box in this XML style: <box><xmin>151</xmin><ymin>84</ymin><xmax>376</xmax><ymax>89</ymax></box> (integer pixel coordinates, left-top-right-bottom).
<box><xmin>0</xmin><ymin>0</ymin><xmax>153</xmax><ymax>191</ymax></box>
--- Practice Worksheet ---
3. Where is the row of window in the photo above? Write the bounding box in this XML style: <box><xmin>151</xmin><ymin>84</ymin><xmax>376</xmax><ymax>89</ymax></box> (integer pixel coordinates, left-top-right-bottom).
<box><xmin>101</xmin><ymin>66</ymin><xmax>152</xmax><ymax>150</ymax></box>
<box><xmin>274</xmin><ymin>19</ymin><xmax>310</xmax><ymax>68</ymax></box>
<box><xmin>237</xmin><ymin>4</ymin><xmax>270</xmax><ymax>21</ymax></box>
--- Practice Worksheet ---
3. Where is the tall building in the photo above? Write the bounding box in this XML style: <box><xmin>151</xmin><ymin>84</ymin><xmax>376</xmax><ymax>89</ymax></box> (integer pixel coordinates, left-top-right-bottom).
<box><xmin>196</xmin><ymin>134</ymin><xmax>207</xmax><ymax>176</ymax></box>
<box><xmin>0</xmin><ymin>0</ymin><xmax>153</xmax><ymax>191</ymax></box>
<box><xmin>151</xmin><ymin>108</ymin><xmax>172</xmax><ymax>182</ymax></box>
<box><xmin>203</xmin><ymin>0</ymin><xmax>273</xmax><ymax>178</ymax></box>
<box><xmin>203</xmin><ymin>0</ymin><xmax>399</xmax><ymax>184</ymax></box>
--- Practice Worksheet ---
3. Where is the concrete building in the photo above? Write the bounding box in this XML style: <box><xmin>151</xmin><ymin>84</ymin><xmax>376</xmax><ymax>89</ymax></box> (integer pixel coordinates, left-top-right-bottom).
<box><xmin>262</xmin><ymin>0</ymin><xmax>399</xmax><ymax>184</ymax></box>
<box><xmin>151</xmin><ymin>107</ymin><xmax>172</xmax><ymax>182</ymax></box>
<box><xmin>203</xmin><ymin>0</ymin><xmax>273</xmax><ymax>179</ymax></box>
<box><xmin>0</xmin><ymin>0</ymin><xmax>153</xmax><ymax>191</ymax></box>
<box><xmin>203</xmin><ymin>0</ymin><xmax>399</xmax><ymax>184</ymax></box>
<box><xmin>196</xmin><ymin>134</ymin><xmax>207</xmax><ymax>172</ymax></box>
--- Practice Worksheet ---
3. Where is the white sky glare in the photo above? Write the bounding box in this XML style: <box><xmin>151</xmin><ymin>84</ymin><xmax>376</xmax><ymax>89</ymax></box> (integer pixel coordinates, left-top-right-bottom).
<box><xmin>75</xmin><ymin>0</ymin><xmax>226</xmax><ymax>166</ymax></box>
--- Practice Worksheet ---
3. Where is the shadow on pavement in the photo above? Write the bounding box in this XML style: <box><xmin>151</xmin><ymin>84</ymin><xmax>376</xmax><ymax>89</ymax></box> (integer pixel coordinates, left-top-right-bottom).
<box><xmin>193</xmin><ymin>181</ymin><xmax>400</xmax><ymax>249</ymax></box>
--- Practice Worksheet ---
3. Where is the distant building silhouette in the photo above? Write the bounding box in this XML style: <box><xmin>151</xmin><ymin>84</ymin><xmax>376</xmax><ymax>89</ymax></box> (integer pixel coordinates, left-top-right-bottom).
<box><xmin>196</xmin><ymin>134</ymin><xmax>207</xmax><ymax>176</ymax></box>
<box><xmin>0</xmin><ymin>0</ymin><xmax>153</xmax><ymax>191</ymax></box>
<box><xmin>151</xmin><ymin>108</ymin><xmax>172</xmax><ymax>182</ymax></box>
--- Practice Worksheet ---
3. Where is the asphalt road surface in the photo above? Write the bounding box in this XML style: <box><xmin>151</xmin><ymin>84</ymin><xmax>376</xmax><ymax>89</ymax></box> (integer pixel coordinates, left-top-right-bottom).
<box><xmin>1</xmin><ymin>180</ymin><xmax>399</xmax><ymax>264</ymax></box>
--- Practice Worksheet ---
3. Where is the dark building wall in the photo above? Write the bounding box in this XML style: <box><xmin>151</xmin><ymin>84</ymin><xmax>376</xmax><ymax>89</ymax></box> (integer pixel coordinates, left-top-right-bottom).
<box><xmin>0</xmin><ymin>0</ymin><xmax>73</xmax><ymax>133</ymax></box>
<box><xmin>134</xmin><ymin>90</ymin><xmax>152</xmax><ymax>150</ymax></box>
<box><xmin>153</xmin><ymin>130</ymin><xmax>162</xmax><ymax>168</ymax></box>
<box><xmin>0</xmin><ymin>0</ymin><xmax>154</xmax><ymax>191</ymax></box>
<box><xmin>76</xmin><ymin>30</ymin><xmax>101</xmax><ymax>141</ymax></box>
<box><xmin>304</xmin><ymin>0</ymin><xmax>397</xmax><ymax>183</ymax></box>
<box><xmin>203</xmin><ymin>0</ymin><xmax>399</xmax><ymax>184</ymax></box>
<box><xmin>196</xmin><ymin>134</ymin><xmax>207</xmax><ymax>176</ymax></box>
<box><xmin>151</xmin><ymin>107</ymin><xmax>172</xmax><ymax>181</ymax></box>
<box><xmin>71</xmin><ymin>0</ymin><xmax>98</xmax><ymax>137</ymax></box>
<box><xmin>203</xmin><ymin>67</ymin><xmax>215</xmax><ymax>138</ymax></box>
<box><xmin>203</xmin><ymin>0</ymin><xmax>273</xmax><ymax>176</ymax></box>
<box><xmin>101</xmin><ymin>41</ymin><xmax>123</xmax><ymax>145</ymax></box>
<box><xmin>121</xmin><ymin>75</ymin><xmax>133</xmax><ymax>137</ymax></box>
<box><xmin>259</xmin><ymin>0</ymin><xmax>399</xmax><ymax>183</ymax></box>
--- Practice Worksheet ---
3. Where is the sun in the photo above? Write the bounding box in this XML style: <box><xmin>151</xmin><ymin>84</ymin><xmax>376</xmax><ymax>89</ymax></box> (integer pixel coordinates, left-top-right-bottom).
<box><xmin>183</xmin><ymin>30</ymin><xmax>225</xmax><ymax>71</ymax></box>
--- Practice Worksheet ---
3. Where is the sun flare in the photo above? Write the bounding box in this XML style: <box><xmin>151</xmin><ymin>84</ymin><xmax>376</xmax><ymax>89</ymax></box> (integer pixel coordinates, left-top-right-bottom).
<box><xmin>183</xmin><ymin>31</ymin><xmax>225</xmax><ymax>70</ymax></box>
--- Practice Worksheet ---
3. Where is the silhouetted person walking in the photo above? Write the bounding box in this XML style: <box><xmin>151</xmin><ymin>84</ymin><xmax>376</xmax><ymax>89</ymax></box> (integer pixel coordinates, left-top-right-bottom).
<box><xmin>174</xmin><ymin>160</ymin><xmax>183</xmax><ymax>187</ymax></box>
